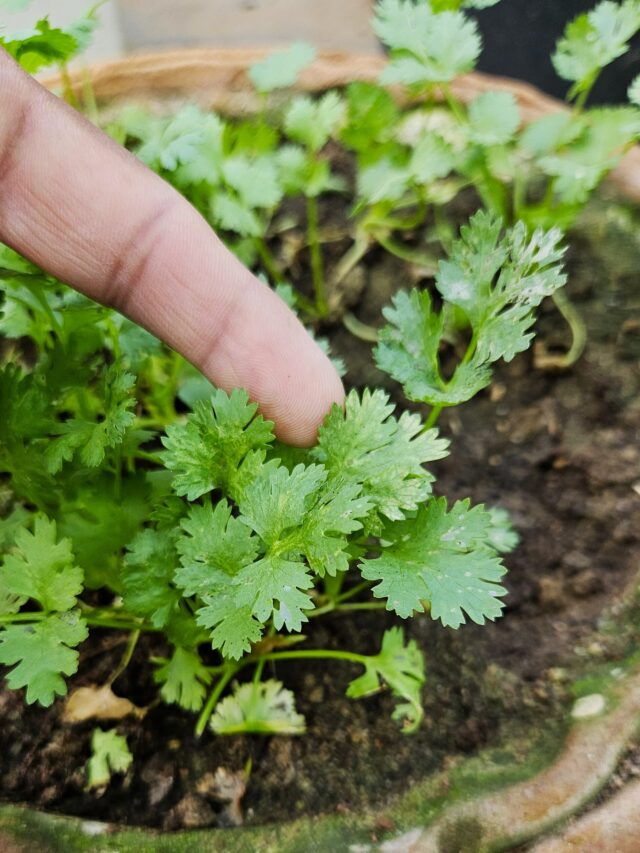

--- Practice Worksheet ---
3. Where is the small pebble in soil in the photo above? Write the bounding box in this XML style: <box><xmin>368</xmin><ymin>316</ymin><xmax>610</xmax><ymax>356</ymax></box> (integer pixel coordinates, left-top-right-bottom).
<box><xmin>572</xmin><ymin>694</ymin><xmax>606</xmax><ymax>719</ymax></box>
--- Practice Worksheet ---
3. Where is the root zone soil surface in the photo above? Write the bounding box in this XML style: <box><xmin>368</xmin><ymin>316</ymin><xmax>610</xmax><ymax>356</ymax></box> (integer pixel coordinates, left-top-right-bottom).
<box><xmin>1</xmin><ymin>195</ymin><xmax>639</xmax><ymax>832</ymax></box>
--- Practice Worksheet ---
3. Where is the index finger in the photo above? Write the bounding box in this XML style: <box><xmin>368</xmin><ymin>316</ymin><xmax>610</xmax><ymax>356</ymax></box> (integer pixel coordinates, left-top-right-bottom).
<box><xmin>0</xmin><ymin>51</ymin><xmax>344</xmax><ymax>445</ymax></box>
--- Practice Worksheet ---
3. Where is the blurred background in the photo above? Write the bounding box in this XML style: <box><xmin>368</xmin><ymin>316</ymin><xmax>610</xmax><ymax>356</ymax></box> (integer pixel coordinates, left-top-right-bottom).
<box><xmin>2</xmin><ymin>0</ymin><xmax>639</xmax><ymax>101</ymax></box>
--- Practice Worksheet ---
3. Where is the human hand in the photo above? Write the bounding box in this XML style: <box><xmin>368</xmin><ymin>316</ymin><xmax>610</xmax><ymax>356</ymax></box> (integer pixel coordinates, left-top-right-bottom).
<box><xmin>0</xmin><ymin>52</ymin><xmax>344</xmax><ymax>445</ymax></box>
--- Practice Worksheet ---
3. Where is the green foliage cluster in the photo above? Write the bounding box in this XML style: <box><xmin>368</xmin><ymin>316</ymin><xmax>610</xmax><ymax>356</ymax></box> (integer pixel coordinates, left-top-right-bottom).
<box><xmin>0</xmin><ymin>0</ymin><xmax>636</xmax><ymax>747</ymax></box>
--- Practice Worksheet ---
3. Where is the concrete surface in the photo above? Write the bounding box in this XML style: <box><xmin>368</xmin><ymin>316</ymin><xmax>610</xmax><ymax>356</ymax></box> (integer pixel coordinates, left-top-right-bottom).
<box><xmin>116</xmin><ymin>0</ymin><xmax>378</xmax><ymax>53</ymax></box>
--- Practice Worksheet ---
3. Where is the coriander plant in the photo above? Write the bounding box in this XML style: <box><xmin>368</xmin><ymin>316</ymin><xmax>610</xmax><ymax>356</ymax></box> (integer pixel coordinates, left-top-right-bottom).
<box><xmin>0</xmin><ymin>0</ymin><xmax>636</xmax><ymax>743</ymax></box>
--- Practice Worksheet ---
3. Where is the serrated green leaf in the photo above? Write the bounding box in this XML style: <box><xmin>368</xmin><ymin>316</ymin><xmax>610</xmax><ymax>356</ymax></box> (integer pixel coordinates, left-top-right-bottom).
<box><xmin>0</xmin><ymin>515</ymin><xmax>83</xmax><ymax>613</ymax></box>
<box><xmin>375</xmin><ymin>289</ymin><xmax>492</xmax><ymax>406</ymax></box>
<box><xmin>210</xmin><ymin>192</ymin><xmax>263</xmax><ymax>237</ymax></box>
<box><xmin>468</xmin><ymin>91</ymin><xmax>520</xmax><ymax>146</ymax></box>
<box><xmin>284</xmin><ymin>91</ymin><xmax>346</xmax><ymax>152</ymax></box>
<box><xmin>0</xmin><ymin>17</ymin><xmax>79</xmax><ymax>73</ymax></box>
<box><xmin>314</xmin><ymin>389</ymin><xmax>449</xmax><ymax>524</ymax></box>
<box><xmin>87</xmin><ymin>728</ymin><xmax>133</xmax><ymax>789</ymax></box>
<box><xmin>375</xmin><ymin>0</ymin><xmax>481</xmax><ymax>85</ymax></box>
<box><xmin>176</xmin><ymin>500</ymin><xmax>259</xmax><ymax>594</ymax></box>
<box><xmin>0</xmin><ymin>611</ymin><xmax>88</xmax><ymax>706</ymax></box>
<box><xmin>552</xmin><ymin>1</ymin><xmax>640</xmax><ymax>96</ymax></box>
<box><xmin>361</xmin><ymin>497</ymin><xmax>507</xmax><ymax>627</ymax></box>
<box><xmin>357</xmin><ymin>157</ymin><xmax>412</xmax><ymax>203</ymax></box>
<box><xmin>248</xmin><ymin>42</ymin><xmax>316</xmax><ymax>93</ymax></box>
<box><xmin>211</xmin><ymin>679</ymin><xmax>305</xmax><ymax>735</ymax></box>
<box><xmin>222</xmin><ymin>155</ymin><xmax>283</xmax><ymax>209</ymax></box>
<box><xmin>342</xmin><ymin>81</ymin><xmax>400</xmax><ymax>151</ymax></box>
<box><xmin>154</xmin><ymin>647</ymin><xmax>212</xmax><ymax>712</ymax></box>
<box><xmin>538</xmin><ymin>108</ymin><xmax>640</xmax><ymax>204</ymax></box>
<box><xmin>122</xmin><ymin>528</ymin><xmax>180</xmax><ymax>628</ymax></box>
<box><xmin>161</xmin><ymin>388</ymin><xmax>274</xmax><ymax>501</ymax></box>
<box><xmin>347</xmin><ymin>627</ymin><xmax>425</xmax><ymax>732</ymax></box>
<box><xmin>45</xmin><ymin>365</ymin><xmax>136</xmax><ymax>473</ymax></box>
<box><xmin>376</xmin><ymin>211</ymin><xmax>567</xmax><ymax>406</ymax></box>
<box><xmin>234</xmin><ymin>555</ymin><xmax>314</xmax><ymax>633</ymax></box>
<box><xmin>197</xmin><ymin>594</ymin><xmax>263</xmax><ymax>660</ymax></box>
<box><xmin>409</xmin><ymin>133</ymin><xmax>456</xmax><ymax>183</ymax></box>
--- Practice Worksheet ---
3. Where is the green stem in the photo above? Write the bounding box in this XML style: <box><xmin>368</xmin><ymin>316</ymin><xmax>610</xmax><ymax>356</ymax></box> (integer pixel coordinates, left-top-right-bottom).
<box><xmin>261</xmin><ymin>649</ymin><xmax>368</xmax><ymax>666</ymax></box>
<box><xmin>550</xmin><ymin>289</ymin><xmax>588</xmax><ymax>368</ymax></box>
<box><xmin>196</xmin><ymin>664</ymin><xmax>240</xmax><ymax>737</ymax></box>
<box><xmin>335</xmin><ymin>581</ymin><xmax>373</xmax><ymax>604</ymax></box>
<box><xmin>375</xmin><ymin>232</ymin><xmax>438</xmax><ymax>273</ymax></box>
<box><xmin>342</xmin><ymin>311</ymin><xmax>379</xmax><ymax>343</ymax></box>
<box><xmin>109</xmin><ymin>629</ymin><xmax>140</xmax><ymax>684</ymax></box>
<box><xmin>306</xmin><ymin>195</ymin><xmax>327</xmax><ymax>315</ymax></box>
<box><xmin>134</xmin><ymin>450</ymin><xmax>164</xmax><ymax>465</ymax></box>
<box><xmin>424</xmin><ymin>404</ymin><xmax>443</xmax><ymax>430</ymax></box>
<box><xmin>380</xmin><ymin>202</ymin><xmax>427</xmax><ymax>231</ymax></box>
<box><xmin>255</xmin><ymin>237</ymin><xmax>283</xmax><ymax>284</ymax></box>
<box><xmin>0</xmin><ymin>611</ymin><xmax>156</xmax><ymax>633</ymax></box>
<box><xmin>332</xmin><ymin>232</ymin><xmax>372</xmax><ymax>287</ymax></box>
<box><xmin>441</xmin><ymin>83</ymin><xmax>466</xmax><ymax>123</ymax></box>
<box><xmin>59</xmin><ymin>64</ymin><xmax>80</xmax><ymax>109</ymax></box>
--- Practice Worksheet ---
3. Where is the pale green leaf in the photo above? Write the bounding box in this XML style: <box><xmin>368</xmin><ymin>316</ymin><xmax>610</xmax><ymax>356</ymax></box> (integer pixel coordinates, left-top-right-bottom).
<box><xmin>211</xmin><ymin>679</ymin><xmax>305</xmax><ymax>735</ymax></box>
<box><xmin>0</xmin><ymin>611</ymin><xmax>88</xmax><ymax>706</ymax></box>
<box><xmin>249</xmin><ymin>42</ymin><xmax>316</xmax><ymax>93</ymax></box>
<box><xmin>87</xmin><ymin>728</ymin><xmax>133</xmax><ymax>789</ymax></box>
<box><xmin>360</xmin><ymin>497</ymin><xmax>507</xmax><ymax>627</ymax></box>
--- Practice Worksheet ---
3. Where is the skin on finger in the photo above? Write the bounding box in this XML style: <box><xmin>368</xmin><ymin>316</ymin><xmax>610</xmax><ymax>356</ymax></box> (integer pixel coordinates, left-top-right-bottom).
<box><xmin>0</xmin><ymin>52</ymin><xmax>344</xmax><ymax>445</ymax></box>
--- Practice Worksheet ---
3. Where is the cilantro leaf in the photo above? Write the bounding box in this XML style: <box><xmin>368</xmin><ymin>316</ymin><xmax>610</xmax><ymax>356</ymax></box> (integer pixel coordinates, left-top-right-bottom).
<box><xmin>233</xmin><ymin>552</ymin><xmax>314</xmax><ymax>633</ymax></box>
<box><xmin>486</xmin><ymin>506</ymin><xmax>519</xmax><ymax>554</ymax></box>
<box><xmin>210</xmin><ymin>192</ymin><xmax>262</xmax><ymax>237</ymax></box>
<box><xmin>248</xmin><ymin>42</ymin><xmax>316</xmax><ymax>93</ymax></box>
<box><xmin>0</xmin><ymin>515</ymin><xmax>83</xmax><ymax>613</ymax></box>
<box><xmin>284</xmin><ymin>92</ymin><xmax>346</xmax><ymax>152</ymax></box>
<box><xmin>0</xmin><ymin>17</ymin><xmax>78</xmax><ymax>73</ymax></box>
<box><xmin>347</xmin><ymin>627</ymin><xmax>425</xmax><ymax>732</ymax></box>
<box><xmin>122</xmin><ymin>528</ymin><xmax>180</xmax><ymax>628</ymax></box>
<box><xmin>137</xmin><ymin>105</ymin><xmax>207</xmax><ymax>172</ymax></box>
<box><xmin>537</xmin><ymin>108</ymin><xmax>640</xmax><ymax>205</ymax></box>
<box><xmin>210</xmin><ymin>679</ymin><xmax>306</xmax><ymax>735</ymax></box>
<box><xmin>376</xmin><ymin>212</ymin><xmax>567</xmax><ymax>407</ymax></box>
<box><xmin>357</xmin><ymin>158</ymin><xmax>412</xmax><ymax>204</ymax></box>
<box><xmin>238</xmin><ymin>462</ymin><xmax>326</xmax><ymax>546</ymax></box>
<box><xmin>342</xmin><ymin>82</ymin><xmax>401</xmax><ymax>151</ymax></box>
<box><xmin>409</xmin><ymin>133</ymin><xmax>456</xmax><ymax>183</ymax></box>
<box><xmin>374</xmin><ymin>0</ymin><xmax>481</xmax><ymax>85</ymax></box>
<box><xmin>552</xmin><ymin>1</ymin><xmax>640</xmax><ymax>98</ymax></box>
<box><xmin>175</xmin><ymin>500</ymin><xmax>259</xmax><ymax>595</ymax></box>
<box><xmin>629</xmin><ymin>74</ymin><xmax>640</xmax><ymax>105</ymax></box>
<box><xmin>276</xmin><ymin>146</ymin><xmax>339</xmax><ymax>198</ymax></box>
<box><xmin>314</xmin><ymin>389</ymin><xmax>449</xmax><ymax>524</ymax></box>
<box><xmin>468</xmin><ymin>91</ymin><xmax>520</xmax><ymax>146</ymax></box>
<box><xmin>197</xmin><ymin>595</ymin><xmax>263</xmax><ymax>660</ymax></box>
<box><xmin>222</xmin><ymin>155</ymin><xmax>284</xmax><ymax>209</ymax></box>
<box><xmin>154</xmin><ymin>647</ymin><xmax>212</xmax><ymax>712</ymax></box>
<box><xmin>376</xmin><ymin>289</ymin><xmax>492</xmax><ymax>406</ymax></box>
<box><xmin>360</xmin><ymin>497</ymin><xmax>507</xmax><ymax>627</ymax></box>
<box><xmin>45</xmin><ymin>365</ymin><xmax>136</xmax><ymax>473</ymax></box>
<box><xmin>87</xmin><ymin>728</ymin><xmax>133</xmax><ymax>789</ymax></box>
<box><xmin>161</xmin><ymin>388</ymin><xmax>274</xmax><ymax>501</ymax></box>
<box><xmin>0</xmin><ymin>611</ymin><xmax>88</xmax><ymax>706</ymax></box>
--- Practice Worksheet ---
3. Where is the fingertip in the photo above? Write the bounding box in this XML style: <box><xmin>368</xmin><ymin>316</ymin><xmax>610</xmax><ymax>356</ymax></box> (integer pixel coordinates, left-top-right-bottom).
<box><xmin>273</xmin><ymin>359</ymin><xmax>345</xmax><ymax>447</ymax></box>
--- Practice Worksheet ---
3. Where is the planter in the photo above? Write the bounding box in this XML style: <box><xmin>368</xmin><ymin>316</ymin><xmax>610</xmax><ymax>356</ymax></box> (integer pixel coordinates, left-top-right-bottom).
<box><xmin>4</xmin><ymin>49</ymin><xmax>639</xmax><ymax>850</ymax></box>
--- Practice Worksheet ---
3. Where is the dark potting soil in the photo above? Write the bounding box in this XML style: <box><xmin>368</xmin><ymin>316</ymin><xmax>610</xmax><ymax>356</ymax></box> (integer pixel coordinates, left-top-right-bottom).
<box><xmin>0</xmin><ymin>194</ymin><xmax>639</xmax><ymax>832</ymax></box>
